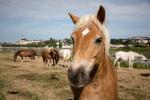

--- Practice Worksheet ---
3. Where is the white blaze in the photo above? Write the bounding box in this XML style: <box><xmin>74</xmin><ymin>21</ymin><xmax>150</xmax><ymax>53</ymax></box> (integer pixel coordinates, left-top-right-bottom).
<box><xmin>82</xmin><ymin>28</ymin><xmax>89</xmax><ymax>36</ymax></box>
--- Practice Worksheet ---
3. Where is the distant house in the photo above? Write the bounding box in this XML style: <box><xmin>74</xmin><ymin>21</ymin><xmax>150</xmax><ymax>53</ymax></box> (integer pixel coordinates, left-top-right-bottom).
<box><xmin>62</xmin><ymin>44</ymin><xmax>73</xmax><ymax>49</ymax></box>
<box><xmin>110</xmin><ymin>44</ymin><xmax>125</xmax><ymax>48</ymax></box>
<box><xmin>129</xmin><ymin>36</ymin><xmax>150</xmax><ymax>44</ymax></box>
<box><xmin>16</xmin><ymin>38</ymin><xmax>42</xmax><ymax>45</ymax></box>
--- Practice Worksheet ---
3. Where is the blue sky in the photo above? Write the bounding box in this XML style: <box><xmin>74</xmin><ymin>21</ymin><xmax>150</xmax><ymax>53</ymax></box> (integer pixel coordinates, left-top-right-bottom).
<box><xmin>0</xmin><ymin>0</ymin><xmax>150</xmax><ymax>43</ymax></box>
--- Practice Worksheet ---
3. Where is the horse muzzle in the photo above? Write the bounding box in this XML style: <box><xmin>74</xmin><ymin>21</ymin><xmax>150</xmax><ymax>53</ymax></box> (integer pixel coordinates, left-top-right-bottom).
<box><xmin>68</xmin><ymin>66</ymin><xmax>90</xmax><ymax>88</ymax></box>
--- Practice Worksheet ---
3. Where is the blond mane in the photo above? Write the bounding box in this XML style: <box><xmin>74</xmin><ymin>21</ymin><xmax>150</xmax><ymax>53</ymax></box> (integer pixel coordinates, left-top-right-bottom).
<box><xmin>74</xmin><ymin>15</ymin><xmax>110</xmax><ymax>56</ymax></box>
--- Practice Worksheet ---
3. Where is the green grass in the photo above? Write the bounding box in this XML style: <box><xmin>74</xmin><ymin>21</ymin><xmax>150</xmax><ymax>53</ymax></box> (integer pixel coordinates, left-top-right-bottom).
<box><xmin>115</xmin><ymin>61</ymin><xmax>149</xmax><ymax>69</ymax></box>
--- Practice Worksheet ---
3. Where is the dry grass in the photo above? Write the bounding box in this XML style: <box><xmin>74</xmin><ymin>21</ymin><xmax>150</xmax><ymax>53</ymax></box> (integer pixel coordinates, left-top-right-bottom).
<box><xmin>0</xmin><ymin>53</ymin><xmax>150</xmax><ymax>100</ymax></box>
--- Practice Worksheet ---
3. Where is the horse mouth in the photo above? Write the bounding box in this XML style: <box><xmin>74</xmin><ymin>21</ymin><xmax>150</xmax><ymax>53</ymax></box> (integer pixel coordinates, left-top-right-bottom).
<box><xmin>70</xmin><ymin>78</ymin><xmax>90</xmax><ymax>88</ymax></box>
<box><xmin>70</xmin><ymin>82</ymin><xmax>87</xmax><ymax>88</ymax></box>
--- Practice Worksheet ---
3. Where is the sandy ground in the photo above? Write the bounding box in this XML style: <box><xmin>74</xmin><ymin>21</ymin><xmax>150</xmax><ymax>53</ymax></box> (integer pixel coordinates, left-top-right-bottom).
<box><xmin>0</xmin><ymin>53</ymin><xmax>150</xmax><ymax>100</ymax></box>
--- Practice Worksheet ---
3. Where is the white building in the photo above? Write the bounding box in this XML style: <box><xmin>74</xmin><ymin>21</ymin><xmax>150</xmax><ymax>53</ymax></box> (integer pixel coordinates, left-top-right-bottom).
<box><xmin>16</xmin><ymin>38</ymin><xmax>42</xmax><ymax>45</ymax></box>
<box><xmin>62</xmin><ymin>44</ymin><xmax>73</xmax><ymax>49</ymax></box>
<box><xmin>130</xmin><ymin>36</ymin><xmax>149</xmax><ymax>44</ymax></box>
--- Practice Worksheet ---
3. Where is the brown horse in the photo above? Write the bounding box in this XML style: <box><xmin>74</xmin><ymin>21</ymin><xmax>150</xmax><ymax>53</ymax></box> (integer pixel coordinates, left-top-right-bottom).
<box><xmin>49</xmin><ymin>48</ymin><xmax>60</xmax><ymax>65</ymax></box>
<box><xmin>68</xmin><ymin>5</ymin><xmax>118</xmax><ymax>100</ymax></box>
<box><xmin>41</xmin><ymin>48</ymin><xmax>60</xmax><ymax>66</ymax></box>
<box><xmin>14</xmin><ymin>49</ymin><xmax>38</xmax><ymax>62</ymax></box>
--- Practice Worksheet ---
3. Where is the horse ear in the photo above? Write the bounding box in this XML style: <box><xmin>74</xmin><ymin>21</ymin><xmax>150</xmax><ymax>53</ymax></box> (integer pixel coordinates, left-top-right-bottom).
<box><xmin>68</xmin><ymin>13</ymin><xmax>79</xmax><ymax>24</ymax></box>
<box><xmin>97</xmin><ymin>5</ymin><xmax>105</xmax><ymax>24</ymax></box>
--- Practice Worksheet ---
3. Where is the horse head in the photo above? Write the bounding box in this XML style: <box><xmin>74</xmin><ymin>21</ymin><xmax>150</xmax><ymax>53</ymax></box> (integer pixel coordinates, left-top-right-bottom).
<box><xmin>141</xmin><ymin>54</ymin><xmax>147</xmax><ymax>61</ymax></box>
<box><xmin>68</xmin><ymin>5</ymin><xmax>110</xmax><ymax>87</ymax></box>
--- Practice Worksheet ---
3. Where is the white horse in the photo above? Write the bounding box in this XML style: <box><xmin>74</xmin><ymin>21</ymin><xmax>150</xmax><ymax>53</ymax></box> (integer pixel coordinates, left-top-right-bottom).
<box><xmin>59</xmin><ymin>49</ymin><xmax>72</xmax><ymax>61</ymax></box>
<box><xmin>114</xmin><ymin>51</ymin><xmax>147</xmax><ymax>70</ymax></box>
<box><xmin>59</xmin><ymin>49</ymin><xmax>72</xmax><ymax>67</ymax></box>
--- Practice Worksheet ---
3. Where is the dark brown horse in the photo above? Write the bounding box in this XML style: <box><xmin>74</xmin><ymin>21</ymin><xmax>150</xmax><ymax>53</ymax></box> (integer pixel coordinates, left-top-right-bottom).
<box><xmin>14</xmin><ymin>49</ymin><xmax>38</xmax><ymax>62</ymax></box>
<box><xmin>41</xmin><ymin>48</ymin><xmax>60</xmax><ymax>66</ymax></box>
<box><xmin>68</xmin><ymin>5</ymin><xmax>118</xmax><ymax>100</ymax></box>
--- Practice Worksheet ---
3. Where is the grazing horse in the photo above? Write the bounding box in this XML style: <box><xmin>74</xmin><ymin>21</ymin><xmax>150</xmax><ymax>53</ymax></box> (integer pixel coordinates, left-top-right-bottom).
<box><xmin>68</xmin><ymin>5</ymin><xmax>118</xmax><ymax>100</ymax></box>
<box><xmin>41</xmin><ymin>48</ymin><xmax>60</xmax><ymax>66</ymax></box>
<box><xmin>49</xmin><ymin>48</ymin><xmax>60</xmax><ymax>65</ymax></box>
<box><xmin>14</xmin><ymin>49</ymin><xmax>38</xmax><ymax>62</ymax></box>
<box><xmin>41</xmin><ymin>48</ymin><xmax>52</xmax><ymax>66</ymax></box>
<box><xmin>114</xmin><ymin>51</ymin><xmax>147</xmax><ymax>70</ymax></box>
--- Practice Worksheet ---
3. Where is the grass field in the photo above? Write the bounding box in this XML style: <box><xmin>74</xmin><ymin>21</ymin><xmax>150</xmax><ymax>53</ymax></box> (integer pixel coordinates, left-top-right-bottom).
<box><xmin>0</xmin><ymin>52</ymin><xmax>150</xmax><ymax>100</ymax></box>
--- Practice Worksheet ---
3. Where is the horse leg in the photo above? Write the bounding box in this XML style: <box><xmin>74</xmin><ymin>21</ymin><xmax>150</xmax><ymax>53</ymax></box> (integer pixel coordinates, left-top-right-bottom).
<box><xmin>49</xmin><ymin>58</ymin><xmax>52</xmax><ymax>66</ymax></box>
<box><xmin>45</xmin><ymin>58</ymin><xmax>48</xmax><ymax>66</ymax></box>
<box><xmin>145</xmin><ymin>62</ymin><xmax>148</xmax><ymax>69</ymax></box>
<box><xmin>146</xmin><ymin>63</ymin><xmax>148</xmax><ymax>69</ymax></box>
<box><xmin>114</xmin><ymin>58</ymin><xmax>119</xmax><ymax>68</ymax></box>
<box><xmin>131</xmin><ymin>61</ymin><xmax>134</xmax><ymax>70</ymax></box>
<box><xmin>21</xmin><ymin>56</ymin><xmax>23</xmax><ymax>63</ymax></box>
<box><xmin>53</xmin><ymin>59</ymin><xmax>55</xmax><ymax>65</ymax></box>
<box><xmin>129</xmin><ymin>60</ymin><xmax>132</xmax><ymax>70</ymax></box>
<box><xmin>114</xmin><ymin>58</ymin><xmax>117</xmax><ymax>65</ymax></box>
<box><xmin>47</xmin><ymin>59</ymin><xmax>50</xmax><ymax>66</ymax></box>
<box><xmin>129</xmin><ymin>60</ymin><xmax>130</xmax><ymax>70</ymax></box>
<box><xmin>117</xmin><ymin>61</ymin><xmax>120</xmax><ymax>68</ymax></box>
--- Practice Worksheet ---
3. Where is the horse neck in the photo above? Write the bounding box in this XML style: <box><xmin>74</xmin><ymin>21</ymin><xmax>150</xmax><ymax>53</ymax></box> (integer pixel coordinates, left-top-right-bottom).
<box><xmin>92</xmin><ymin>55</ymin><xmax>116</xmax><ymax>85</ymax></box>
<box><xmin>88</xmin><ymin>56</ymin><xmax>118</xmax><ymax>99</ymax></box>
<box><xmin>93</xmin><ymin>56</ymin><xmax>108</xmax><ymax>80</ymax></box>
<box><xmin>133</xmin><ymin>52</ymin><xmax>141</xmax><ymax>58</ymax></box>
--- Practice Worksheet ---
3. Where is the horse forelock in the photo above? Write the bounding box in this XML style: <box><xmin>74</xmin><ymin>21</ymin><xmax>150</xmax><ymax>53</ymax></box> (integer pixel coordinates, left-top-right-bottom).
<box><xmin>74</xmin><ymin>15</ymin><xmax>110</xmax><ymax>56</ymax></box>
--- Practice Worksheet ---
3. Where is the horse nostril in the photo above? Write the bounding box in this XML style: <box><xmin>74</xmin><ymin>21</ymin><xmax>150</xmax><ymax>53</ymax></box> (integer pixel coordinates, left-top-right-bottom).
<box><xmin>80</xmin><ymin>71</ymin><xmax>84</xmax><ymax>78</ymax></box>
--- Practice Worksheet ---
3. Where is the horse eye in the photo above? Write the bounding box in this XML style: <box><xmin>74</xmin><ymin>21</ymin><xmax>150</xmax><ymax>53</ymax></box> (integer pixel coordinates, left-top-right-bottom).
<box><xmin>95</xmin><ymin>37</ymin><xmax>103</xmax><ymax>44</ymax></box>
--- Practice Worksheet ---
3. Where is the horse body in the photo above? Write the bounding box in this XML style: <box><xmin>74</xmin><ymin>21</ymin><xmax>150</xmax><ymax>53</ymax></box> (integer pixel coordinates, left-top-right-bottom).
<box><xmin>59</xmin><ymin>49</ymin><xmax>72</xmax><ymax>61</ymax></box>
<box><xmin>114</xmin><ymin>51</ymin><xmax>147</xmax><ymax>69</ymax></box>
<box><xmin>41</xmin><ymin>48</ymin><xmax>52</xmax><ymax>66</ymax></box>
<box><xmin>68</xmin><ymin>5</ymin><xmax>117</xmax><ymax>100</ymax></box>
<box><xmin>49</xmin><ymin>48</ymin><xmax>60</xmax><ymax>65</ymax></box>
<box><xmin>14</xmin><ymin>49</ymin><xmax>38</xmax><ymax>62</ymax></box>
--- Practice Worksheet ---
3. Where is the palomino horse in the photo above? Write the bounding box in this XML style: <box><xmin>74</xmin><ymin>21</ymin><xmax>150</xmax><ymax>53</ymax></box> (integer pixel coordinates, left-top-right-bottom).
<box><xmin>14</xmin><ymin>49</ymin><xmax>38</xmax><ymax>62</ymax></box>
<box><xmin>114</xmin><ymin>51</ymin><xmax>147</xmax><ymax>70</ymax></box>
<box><xmin>68</xmin><ymin>5</ymin><xmax>118</xmax><ymax>100</ymax></box>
